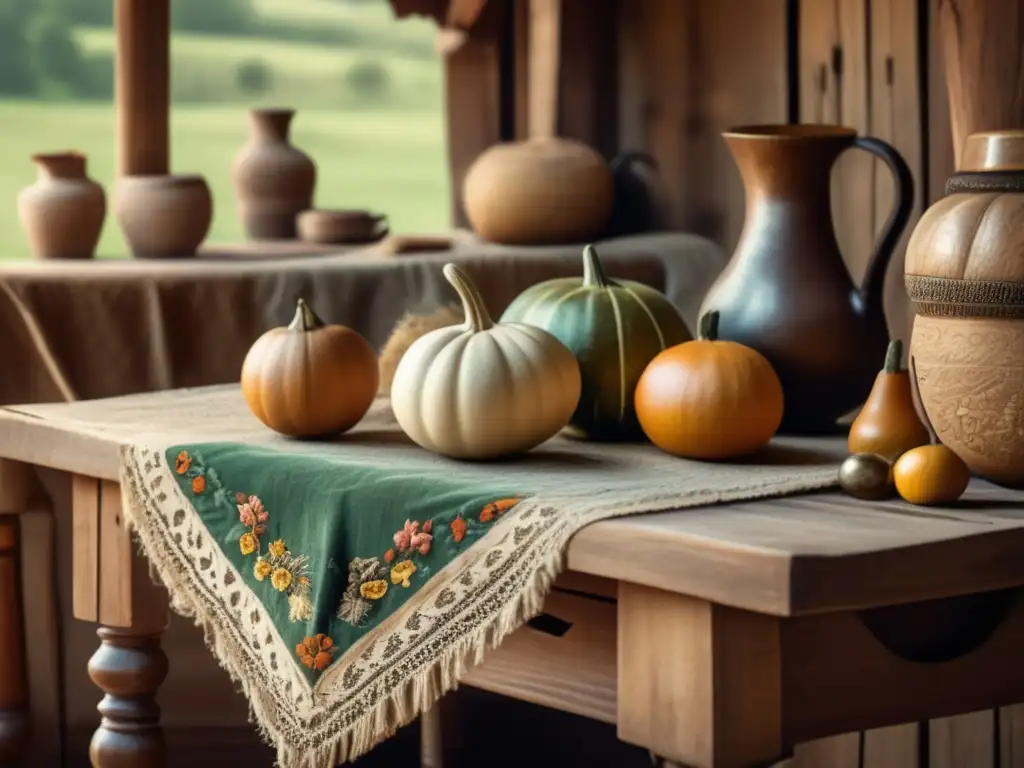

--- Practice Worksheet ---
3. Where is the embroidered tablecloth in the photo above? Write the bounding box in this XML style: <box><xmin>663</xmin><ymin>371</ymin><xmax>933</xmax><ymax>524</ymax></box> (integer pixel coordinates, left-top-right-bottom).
<box><xmin>118</xmin><ymin>390</ymin><xmax>841</xmax><ymax>767</ymax></box>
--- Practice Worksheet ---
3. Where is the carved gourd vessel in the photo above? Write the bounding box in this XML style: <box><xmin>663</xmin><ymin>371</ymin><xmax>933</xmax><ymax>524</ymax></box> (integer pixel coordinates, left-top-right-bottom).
<box><xmin>905</xmin><ymin>131</ymin><xmax>1024</xmax><ymax>487</ymax></box>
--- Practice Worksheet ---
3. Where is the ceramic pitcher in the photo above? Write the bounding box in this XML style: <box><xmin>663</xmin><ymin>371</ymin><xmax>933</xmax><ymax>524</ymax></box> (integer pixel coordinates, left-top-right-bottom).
<box><xmin>699</xmin><ymin>124</ymin><xmax>914</xmax><ymax>435</ymax></box>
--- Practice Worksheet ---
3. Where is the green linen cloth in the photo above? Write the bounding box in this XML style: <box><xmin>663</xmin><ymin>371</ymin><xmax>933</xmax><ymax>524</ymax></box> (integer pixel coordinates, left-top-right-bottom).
<box><xmin>166</xmin><ymin>442</ymin><xmax>524</xmax><ymax>687</ymax></box>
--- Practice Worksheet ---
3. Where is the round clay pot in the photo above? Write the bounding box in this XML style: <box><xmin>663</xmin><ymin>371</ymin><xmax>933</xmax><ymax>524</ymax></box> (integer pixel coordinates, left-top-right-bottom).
<box><xmin>115</xmin><ymin>174</ymin><xmax>212</xmax><ymax>259</ymax></box>
<box><xmin>905</xmin><ymin>130</ymin><xmax>1024</xmax><ymax>486</ymax></box>
<box><xmin>18</xmin><ymin>152</ymin><xmax>106</xmax><ymax>259</ymax></box>
<box><xmin>232</xmin><ymin>108</ymin><xmax>317</xmax><ymax>241</ymax></box>
<box><xmin>462</xmin><ymin>137</ymin><xmax>613</xmax><ymax>245</ymax></box>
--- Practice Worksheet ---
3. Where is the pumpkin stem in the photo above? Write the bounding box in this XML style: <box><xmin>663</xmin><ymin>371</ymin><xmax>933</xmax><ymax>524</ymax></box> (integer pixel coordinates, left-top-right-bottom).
<box><xmin>288</xmin><ymin>298</ymin><xmax>324</xmax><ymax>332</ymax></box>
<box><xmin>443</xmin><ymin>263</ymin><xmax>494</xmax><ymax>332</ymax></box>
<box><xmin>883</xmin><ymin>339</ymin><xmax>904</xmax><ymax>373</ymax></box>
<box><xmin>698</xmin><ymin>310</ymin><xmax>720</xmax><ymax>341</ymax></box>
<box><xmin>581</xmin><ymin>245</ymin><xmax>613</xmax><ymax>288</ymax></box>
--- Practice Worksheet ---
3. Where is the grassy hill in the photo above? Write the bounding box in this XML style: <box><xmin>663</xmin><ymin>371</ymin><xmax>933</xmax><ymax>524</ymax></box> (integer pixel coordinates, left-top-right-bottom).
<box><xmin>0</xmin><ymin>1</ymin><xmax>449</xmax><ymax>260</ymax></box>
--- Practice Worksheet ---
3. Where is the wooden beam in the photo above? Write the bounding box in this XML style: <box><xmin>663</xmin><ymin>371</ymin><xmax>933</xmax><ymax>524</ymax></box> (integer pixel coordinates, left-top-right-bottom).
<box><xmin>115</xmin><ymin>0</ymin><xmax>170</xmax><ymax>176</ymax></box>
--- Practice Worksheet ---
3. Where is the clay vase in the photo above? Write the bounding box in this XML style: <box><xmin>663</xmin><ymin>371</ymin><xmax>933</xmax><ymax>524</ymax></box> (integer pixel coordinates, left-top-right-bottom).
<box><xmin>115</xmin><ymin>174</ymin><xmax>213</xmax><ymax>259</ymax></box>
<box><xmin>906</xmin><ymin>131</ymin><xmax>1024</xmax><ymax>487</ymax></box>
<box><xmin>232</xmin><ymin>108</ymin><xmax>317</xmax><ymax>241</ymax></box>
<box><xmin>698</xmin><ymin>125</ymin><xmax>914</xmax><ymax>435</ymax></box>
<box><xmin>17</xmin><ymin>152</ymin><xmax>106</xmax><ymax>259</ymax></box>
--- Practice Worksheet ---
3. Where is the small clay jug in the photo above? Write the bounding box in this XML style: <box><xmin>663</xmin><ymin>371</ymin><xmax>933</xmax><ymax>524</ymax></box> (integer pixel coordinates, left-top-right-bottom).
<box><xmin>18</xmin><ymin>152</ymin><xmax>106</xmax><ymax>259</ymax></box>
<box><xmin>699</xmin><ymin>124</ymin><xmax>914</xmax><ymax>434</ymax></box>
<box><xmin>232</xmin><ymin>108</ymin><xmax>317</xmax><ymax>241</ymax></box>
<box><xmin>115</xmin><ymin>174</ymin><xmax>213</xmax><ymax>258</ymax></box>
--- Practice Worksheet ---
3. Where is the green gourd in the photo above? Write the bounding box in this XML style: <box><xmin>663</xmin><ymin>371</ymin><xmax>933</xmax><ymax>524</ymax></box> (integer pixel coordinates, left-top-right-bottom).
<box><xmin>500</xmin><ymin>244</ymin><xmax>691</xmax><ymax>439</ymax></box>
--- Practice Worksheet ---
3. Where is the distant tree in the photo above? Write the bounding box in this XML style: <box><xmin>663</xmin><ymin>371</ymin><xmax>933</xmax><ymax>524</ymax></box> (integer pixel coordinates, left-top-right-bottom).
<box><xmin>172</xmin><ymin>0</ymin><xmax>256</xmax><ymax>35</ymax></box>
<box><xmin>236</xmin><ymin>59</ymin><xmax>274</xmax><ymax>97</ymax></box>
<box><xmin>0</xmin><ymin>0</ymin><xmax>37</xmax><ymax>95</ymax></box>
<box><xmin>345</xmin><ymin>59</ymin><xmax>390</xmax><ymax>99</ymax></box>
<box><xmin>25</xmin><ymin>8</ymin><xmax>88</xmax><ymax>96</ymax></box>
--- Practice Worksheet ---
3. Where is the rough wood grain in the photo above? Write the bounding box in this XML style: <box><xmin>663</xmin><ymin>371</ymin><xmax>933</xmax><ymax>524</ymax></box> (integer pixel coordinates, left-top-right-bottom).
<box><xmin>619</xmin><ymin>584</ymin><xmax>783</xmax><ymax>767</ymax></box>
<box><xmin>72</xmin><ymin>474</ymin><xmax>100</xmax><ymax>621</ymax></box>
<box><xmin>939</xmin><ymin>0</ymin><xmax>1024</xmax><ymax>167</ymax></box>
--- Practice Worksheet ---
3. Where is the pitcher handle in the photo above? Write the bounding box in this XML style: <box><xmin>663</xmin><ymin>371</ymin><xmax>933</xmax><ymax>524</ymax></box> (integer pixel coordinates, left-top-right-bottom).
<box><xmin>847</xmin><ymin>136</ymin><xmax>915</xmax><ymax>314</ymax></box>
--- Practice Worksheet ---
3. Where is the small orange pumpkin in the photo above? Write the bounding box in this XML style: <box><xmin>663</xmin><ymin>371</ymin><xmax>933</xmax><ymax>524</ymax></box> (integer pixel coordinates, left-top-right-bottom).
<box><xmin>634</xmin><ymin>310</ymin><xmax>784</xmax><ymax>460</ymax></box>
<box><xmin>893</xmin><ymin>444</ymin><xmax>971</xmax><ymax>506</ymax></box>
<box><xmin>241</xmin><ymin>298</ymin><xmax>378</xmax><ymax>437</ymax></box>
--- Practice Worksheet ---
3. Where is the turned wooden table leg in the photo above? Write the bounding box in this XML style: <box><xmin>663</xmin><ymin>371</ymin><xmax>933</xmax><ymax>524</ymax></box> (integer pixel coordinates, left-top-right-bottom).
<box><xmin>420</xmin><ymin>691</ymin><xmax>463</xmax><ymax>768</ymax></box>
<box><xmin>618</xmin><ymin>583</ymin><xmax>786</xmax><ymax>768</ymax></box>
<box><xmin>88</xmin><ymin>625</ymin><xmax>168</xmax><ymax>768</ymax></box>
<box><xmin>74</xmin><ymin>477</ymin><xmax>170</xmax><ymax>768</ymax></box>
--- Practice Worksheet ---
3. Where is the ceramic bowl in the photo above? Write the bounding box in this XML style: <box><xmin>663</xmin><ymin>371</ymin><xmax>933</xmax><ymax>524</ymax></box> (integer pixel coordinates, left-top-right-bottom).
<box><xmin>296</xmin><ymin>209</ymin><xmax>388</xmax><ymax>245</ymax></box>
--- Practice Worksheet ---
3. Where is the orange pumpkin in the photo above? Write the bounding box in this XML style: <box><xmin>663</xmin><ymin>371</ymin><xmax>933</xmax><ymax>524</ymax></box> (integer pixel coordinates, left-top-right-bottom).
<box><xmin>893</xmin><ymin>444</ymin><xmax>971</xmax><ymax>506</ymax></box>
<box><xmin>634</xmin><ymin>310</ymin><xmax>784</xmax><ymax>459</ymax></box>
<box><xmin>241</xmin><ymin>298</ymin><xmax>378</xmax><ymax>437</ymax></box>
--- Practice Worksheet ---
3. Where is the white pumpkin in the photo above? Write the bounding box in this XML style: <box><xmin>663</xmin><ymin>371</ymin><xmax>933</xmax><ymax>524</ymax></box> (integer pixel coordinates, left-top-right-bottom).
<box><xmin>391</xmin><ymin>263</ymin><xmax>582</xmax><ymax>460</ymax></box>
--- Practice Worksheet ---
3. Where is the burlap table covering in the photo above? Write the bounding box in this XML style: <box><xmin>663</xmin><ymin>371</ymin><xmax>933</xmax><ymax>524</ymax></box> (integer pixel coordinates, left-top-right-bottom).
<box><xmin>0</xmin><ymin>232</ymin><xmax>726</xmax><ymax>762</ymax></box>
<box><xmin>10</xmin><ymin>383</ymin><xmax>841</xmax><ymax>766</ymax></box>
<box><xmin>0</xmin><ymin>233</ymin><xmax>724</xmax><ymax>405</ymax></box>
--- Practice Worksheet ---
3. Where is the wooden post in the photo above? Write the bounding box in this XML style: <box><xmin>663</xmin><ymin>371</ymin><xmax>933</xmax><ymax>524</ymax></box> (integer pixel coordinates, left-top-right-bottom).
<box><xmin>940</xmin><ymin>0</ymin><xmax>1024</xmax><ymax>168</ymax></box>
<box><xmin>115</xmin><ymin>0</ymin><xmax>171</xmax><ymax>176</ymax></box>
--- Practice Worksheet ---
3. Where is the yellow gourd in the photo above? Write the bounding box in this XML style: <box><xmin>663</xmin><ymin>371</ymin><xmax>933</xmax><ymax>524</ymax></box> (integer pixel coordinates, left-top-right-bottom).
<box><xmin>848</xmin><ymin>339</ymin><xmax>930</xmax><ymax>461</ymax></box>
<box><xmin>893</xmin><ymin>445</ymin><xmax>971</xmax><ymax>506</ymax></box>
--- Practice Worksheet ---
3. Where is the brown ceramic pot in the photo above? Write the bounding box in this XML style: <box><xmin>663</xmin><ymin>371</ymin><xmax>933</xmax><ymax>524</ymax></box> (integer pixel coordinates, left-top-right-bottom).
<box><xmin>232</xmin><ymin>108</ymin><xmax>317</xmax><ymax>241</ymax></box>
<box><xmin>17</xmin><ymin>152</ymin><xmax>106</xmax><ymax>259</ymax></box>
<box><xmin>115</xmin><ymin>174</ymin><xmax>212</xmax><ymax>259</ymax></box>
<box><xmin>698</xmin><ymin>124</ymin><xmax>914</xmax><ymax>434</ymax></box>
<box><xmin>906</xmin><ymin>130</ymin><xmax>1024</xmax><ymax>487</ymax></box>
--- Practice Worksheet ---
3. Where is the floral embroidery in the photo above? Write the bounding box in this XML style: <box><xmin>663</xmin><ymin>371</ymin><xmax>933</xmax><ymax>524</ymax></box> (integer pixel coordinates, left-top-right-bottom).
<box><xmin>384</xmin><ymin>548</ymin><xmax>395</xmax><ymax>564</ymax></box>
<box><xmin>479</xmin><ymin>497</ymin><xmax>521</xmax><ymax>523</ymax></box>
<box><xmin>269</xmin><ymin>539</ymin><xmax>287</xmax><ymax>559</ymax></box>
<box><xmin>338</xmin><ymin>557</ymin><xmax>386</xmax><ymax>626</ymax></box>
<box><xmin>390</xmin><ymin>560</ymin><xmax>416</xmax><ymax>588</ymax></box>
<box><xmin>450</xmin><ymin>515</ymin><xmax>467</xmax><ymax>543</ymax></box>
<box><xmin>177</xmin><ymin>451</ymin><xmax>318</xmax><ymax>628</ymax></box>
<box><xmin>297</xmin><ymin>634</ymin><xmax>334</xmax><ymax>671</ymax></box>
<box><xmin>175</xmin><ymin>451</ymin><xmax>191</xmax><ymax>475</ymax></box>
<box><xmin>271</xmin><ymin>567</ymin><xmax>293</xmax><ymax>592</ymax></box>
<box><xmin>254</xmin><ymin>559</ymin><xmax>272</xmax><ymax>581</ymax></box>
<box><xmin>240</xmin><ymin>532</ymin><xmax>258</xmax><ymax>556</ymax></box>
<box><xmin>360</xmin><ymin>580</ymin><xmax>388</xmax><ymax>600</ymax></box>
<box><xmin>393</xmin><ymin>519</ymin><xmax>432</xmax><ymax>556</ymax></box>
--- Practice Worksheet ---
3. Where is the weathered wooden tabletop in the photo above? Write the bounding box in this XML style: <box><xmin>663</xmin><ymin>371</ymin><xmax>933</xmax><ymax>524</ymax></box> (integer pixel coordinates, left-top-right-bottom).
<box><xmin>0</xmin><ymin>385</ymin><xmax>1022</xmax><ymax>618</ymax></box>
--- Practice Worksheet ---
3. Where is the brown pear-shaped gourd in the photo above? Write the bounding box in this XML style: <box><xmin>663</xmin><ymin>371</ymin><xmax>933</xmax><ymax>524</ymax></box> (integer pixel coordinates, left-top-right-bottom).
<box><xmin>848</xmin><ymin>339</ymin><xmax>930</xmax><ymax>461</ymax></box>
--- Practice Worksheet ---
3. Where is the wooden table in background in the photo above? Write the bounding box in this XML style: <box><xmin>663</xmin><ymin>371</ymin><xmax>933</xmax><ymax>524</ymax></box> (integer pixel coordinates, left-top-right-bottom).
<box><xmin>2</xmin><ymin>389</ymin><xmax>1024</xmax><ymax>767</ymax></box>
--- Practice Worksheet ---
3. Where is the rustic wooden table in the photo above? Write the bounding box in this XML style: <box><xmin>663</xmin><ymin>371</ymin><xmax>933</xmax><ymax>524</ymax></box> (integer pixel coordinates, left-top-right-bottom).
<box><xmin>1</xmin><ymin>388</ymin><xmax>1024</xmax><ymax>768</ymax></box>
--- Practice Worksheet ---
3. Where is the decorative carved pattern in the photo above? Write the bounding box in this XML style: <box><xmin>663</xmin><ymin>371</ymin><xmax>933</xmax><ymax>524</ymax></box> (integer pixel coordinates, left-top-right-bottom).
<box><xmin>912</xmin><ymin>316</ymin><xmax>1024</xmax><ymax>484</ymax></box>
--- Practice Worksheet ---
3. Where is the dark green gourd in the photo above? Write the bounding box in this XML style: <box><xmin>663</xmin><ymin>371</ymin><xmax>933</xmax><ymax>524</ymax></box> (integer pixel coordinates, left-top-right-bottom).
<box><xmin>500</xmin><ymin>244</ymin><xmax>691</xmax><ymax>439</ymax></box>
